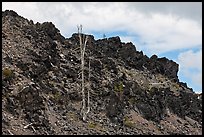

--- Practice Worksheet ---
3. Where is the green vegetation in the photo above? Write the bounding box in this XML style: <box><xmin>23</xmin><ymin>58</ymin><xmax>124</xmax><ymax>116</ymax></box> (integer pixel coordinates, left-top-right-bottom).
<box><xmin>3</xmin><ymin>67</ymin><xmax>13</xmax><ymax>79</ymax></box>
<box><xmin>88</xmin><ymin>121</ymin><xmax>97</xmax><ymax>129</ymax></box>
<box><xmin>87</xmin><ymin>121</ymin><xmax>107</xmax><ymax>132</ymax></box>
<box><xmin>53</xmin><ymin>91</ymin><xmax>61</xmax><ymax>101</ymax></box>
<box><xmin>66</xmin><ymin>111</ymin><xmax>79</xmax><ymax>121</ymax></box>
<box><xmin>114</xmin><ymin>81</ymin><xmax>124</xmax><ymax>100</ymax></box>
<box><xmin>114</xmin><ymin>81</ymin><xmax>123</xmax><ymax>93</ymax></box>
<box><xmin>123</xmin><ymin>116</ymin><xmax>134</xmax><ymax>128</ymax></box>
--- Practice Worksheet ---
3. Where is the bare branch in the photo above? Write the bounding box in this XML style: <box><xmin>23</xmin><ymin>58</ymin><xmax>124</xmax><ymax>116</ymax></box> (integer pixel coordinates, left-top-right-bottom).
<box><xmin>87</xmin><ymin>58</ymin><xmax>91</xmax><ymax>114</ymax></box>
<box><xmin>7</xmin><ymin>129</ymin><xmax>14</xmax><ymax>135</ymax></box>
<box><xmin>23</xmin><ymin>123</ymin><xmax>33</xmax><ymax>129</ymax></box>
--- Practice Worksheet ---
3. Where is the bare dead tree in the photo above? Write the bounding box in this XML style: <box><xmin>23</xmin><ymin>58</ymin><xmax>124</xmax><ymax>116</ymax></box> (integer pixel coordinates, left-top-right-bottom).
<box><xmin>77</xmin><ymin>24</ymin><xmax>90</xmax><ymax>121</ymax></box>
<box><xmin>87</xmin><ymin>57</ymin><xmax>91</xmax><ymax>113</ymax></box>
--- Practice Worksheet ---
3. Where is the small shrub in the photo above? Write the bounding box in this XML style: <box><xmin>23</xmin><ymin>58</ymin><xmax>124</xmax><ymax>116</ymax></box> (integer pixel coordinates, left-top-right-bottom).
<box><xmin>124</xmin><ymin>120</ymin><xmax>134</xmax><ymax>128</ymax></box>
<box><xmin>66</xmin><ymin>112</ymin><xmax>79</xmax><ymax>121</ymax></box>
<box><xmin>114</xmin><ymin>81</ymin><xmax>124</xmax><ymax>100</ymax></box>
<box><xmin>53</xmin><ymin>91</ymin><xmax>61</xmax><ymax>101</ymax></box>
<box><xmin>88</xmin><ymin>122</ymin><xmax>97</xmax><ymax>129</ymax></box>
<box><xmin>114</xmin><ymin>81</ymin><xmax>123</xmax><ymax>93</ymax></box>
<box><xmin>87</xmin><ymin>121</ymin><xmax>107</xmax><ymax>132</ymax></box>
<box><xmin>123</xmin><ymin>116</ymin><xmax>134</xmax><ymax>128</ymax></box>
<box><xmin>3</xmin><ymin>67</ymin><xmax>13</xmax><ymax>79</ymax></box>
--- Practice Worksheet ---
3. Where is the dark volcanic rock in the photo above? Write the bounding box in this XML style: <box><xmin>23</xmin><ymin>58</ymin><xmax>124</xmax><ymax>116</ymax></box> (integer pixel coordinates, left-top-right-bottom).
<box><xmin>2</xmin><ymin>10</ymin><xmax>202</xmax><ymax>135</ymax></box>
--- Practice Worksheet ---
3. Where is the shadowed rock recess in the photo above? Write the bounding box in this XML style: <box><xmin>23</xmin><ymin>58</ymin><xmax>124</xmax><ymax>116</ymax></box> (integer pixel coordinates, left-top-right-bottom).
<box><xmin>2</xmin><ymin>10</ymin><xmax>202</xmax><ymax>135</ymax></box>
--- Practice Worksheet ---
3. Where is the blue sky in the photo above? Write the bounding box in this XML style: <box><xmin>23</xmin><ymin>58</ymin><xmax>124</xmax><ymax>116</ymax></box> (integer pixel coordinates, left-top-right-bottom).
<box><xmin>2</xmin><ymin>2</ymin><xmax>202</xmax><ymax>93</ymax></box>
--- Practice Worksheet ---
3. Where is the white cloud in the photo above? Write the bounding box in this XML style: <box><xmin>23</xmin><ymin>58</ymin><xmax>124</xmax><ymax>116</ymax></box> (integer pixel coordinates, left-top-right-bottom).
<box><xmin>127</xmin><ymin>13</ymin><xmax>202</xmax><ymax>55</ymax></box>
<box><xmin>3</xmin><ymin>2</ymin><xmax>201</xmax><ymax>55</ymax></box>
<box><xmin>126</xmin><ymin>2</ymin><xmax>202</xmax><ymax>24</ymax></box>
<box><xmin>177</xmin><ymin>50</ymin><xmax>202</xmax><ymax>92</ymax></box>
<box><xmin>178</xmin><ymin>50</ymin><xmax>202</xmax><ymax>70</ymax></box>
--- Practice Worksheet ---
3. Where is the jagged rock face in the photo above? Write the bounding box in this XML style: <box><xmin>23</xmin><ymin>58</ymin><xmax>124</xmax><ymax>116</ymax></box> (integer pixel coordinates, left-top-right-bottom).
<box><xmin>146</xmin><ymin>55</ymin><xmax>179</xmax><ymax>82</ymax></box>
<box><xmin>94</xmin><ymin>35</ymin><xmax>179</xmax><ymax>81</ymax></box>
<box><xmin>2</xmin><ymin>10</ymin><xmax>202</xmax><ymax>135</ymax></box>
